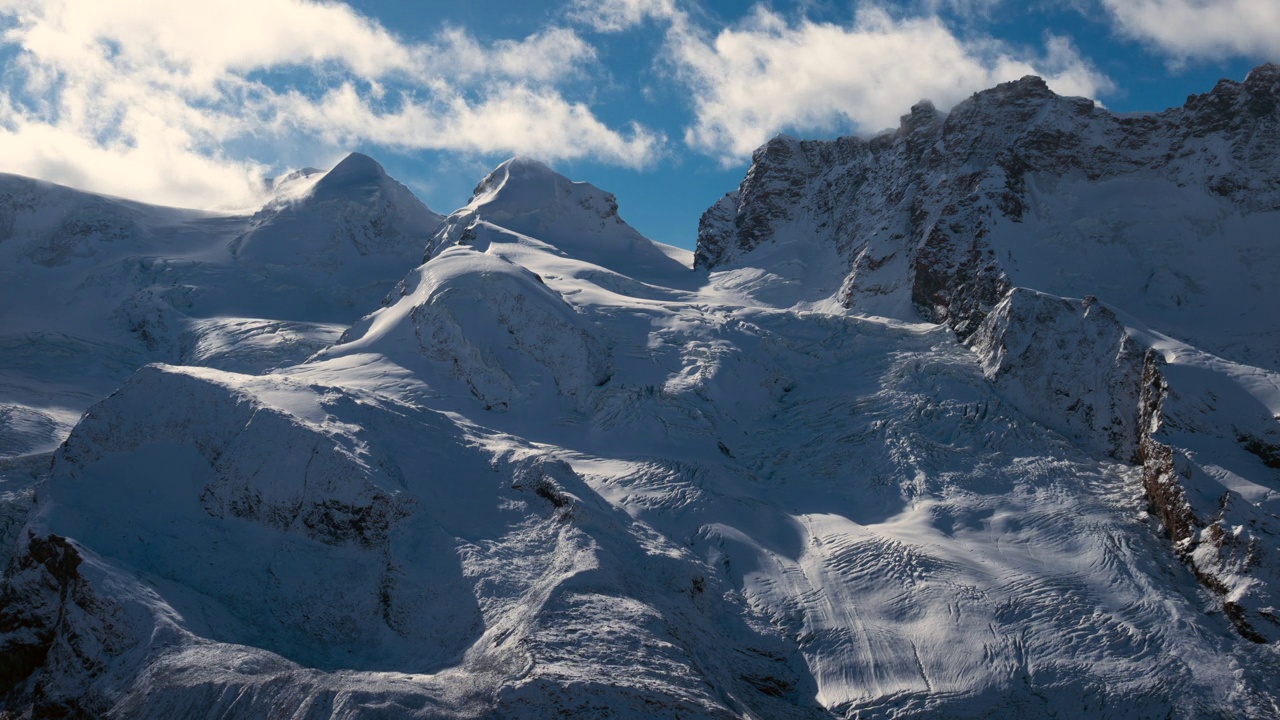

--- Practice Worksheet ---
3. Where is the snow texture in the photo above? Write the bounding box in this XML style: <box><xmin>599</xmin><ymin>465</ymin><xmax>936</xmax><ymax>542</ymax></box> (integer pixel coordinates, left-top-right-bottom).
<box><xmin>0</xmin><ymin>152</ymin><xmax>442</xmax><ymax>460</ymax></box>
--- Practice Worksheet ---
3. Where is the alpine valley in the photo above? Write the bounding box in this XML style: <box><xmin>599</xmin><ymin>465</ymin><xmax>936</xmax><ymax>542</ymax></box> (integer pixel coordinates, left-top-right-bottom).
<box><xmin>2</xmin><ymin>66</ymin><xmax>1279</xmax><ymax>719</ymax></box>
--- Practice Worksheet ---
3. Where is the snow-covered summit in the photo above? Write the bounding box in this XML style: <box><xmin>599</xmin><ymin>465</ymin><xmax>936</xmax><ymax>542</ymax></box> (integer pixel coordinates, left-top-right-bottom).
<box><xmin>235</xmin><ymin>152</ymin><xmax>442</xmax><ymax>280</ymax></box>
<box><xmin>310</xmin><ymin>152</ymin><xmax>408</xmax><ymax>202</ymax></box>
<box><xmin>430</xmin><ymin>157</ymin><xmax>687</xmax><ymax>275</ymax></box>
<box><xmin>466</xmin><ymin>156</ymin><xmax>627</xmax><ymax>235</ymax></box>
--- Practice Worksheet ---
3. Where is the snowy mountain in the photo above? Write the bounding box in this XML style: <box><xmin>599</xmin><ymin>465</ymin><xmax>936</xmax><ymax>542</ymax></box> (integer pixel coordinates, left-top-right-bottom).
<box><xmin>0</xmin><ymin>152</ymin><xmax>442</xmax><ymax>459</ymax></box>
<box><xmin>3</xmin><ymin>69</ymin><xmax>1280</xmax><ymax>718</ymax></box>
<box><xmin>699</xmin><ymin>63</ymin><xmax>1280</xmax><ymax>649</ymax></box>
<box><xmin>698</xmin><ymin>66</ymin><xmax>1280</xmax><ymax>364</ymax></box>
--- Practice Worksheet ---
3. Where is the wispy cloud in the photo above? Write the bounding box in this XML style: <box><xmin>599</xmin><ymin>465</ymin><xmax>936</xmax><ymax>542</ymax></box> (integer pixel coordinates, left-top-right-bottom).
<box><xmin>569</xmin><ymin>0</ymin><xmax>680</xmax><ymax>32</ymax></box>
<box><xmin>654</xmin><ymin>4</ymin><xmax>1112</xmax><ymax>160</ymax></box>
<box><xmin>0</xmin><ymin>0</ymin><xmax>662</xmax><ymax>209</ymax></box>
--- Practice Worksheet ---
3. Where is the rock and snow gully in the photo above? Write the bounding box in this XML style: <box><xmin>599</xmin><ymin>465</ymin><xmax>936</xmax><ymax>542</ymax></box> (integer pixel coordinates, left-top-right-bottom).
<box><xmin>2</xmin><ymin>67</ymin><xmax>1280</xmax><ymax>718</ymax></box>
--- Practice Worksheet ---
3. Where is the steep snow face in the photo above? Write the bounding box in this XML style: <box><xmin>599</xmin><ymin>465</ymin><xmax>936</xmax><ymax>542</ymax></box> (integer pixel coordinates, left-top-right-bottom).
<box><xmin>232</xmin><ymin>153</ymin><xmax>442</xmax><ymax>311</ymax></box>
<box><xmin>697</xmin><ymin>66</ymin><xmax>1280</xmax><ymax>368</ymax></box>
<box><xmin>14</xmin><ymin>365</ymin><xmax>822</xmax><ymax>719</ymax></box>
<box><xmin>43</xmin><ymin>366</ymin><xmax>471</xmax><ymax>673</ymax></box>
<box><xmin>430</xmin><ymin>158</ymin><xmax>689</xmax><ymax>277</ymax></box>
<box><xmin>6</xmin><ymin>146</ymin><xmax>1280</xmax><ymax>718</ymax></box>
<box><xmin>0</xmin><ymin>155</ymin><xmax>442</xmax><ymax>458</ymax></box>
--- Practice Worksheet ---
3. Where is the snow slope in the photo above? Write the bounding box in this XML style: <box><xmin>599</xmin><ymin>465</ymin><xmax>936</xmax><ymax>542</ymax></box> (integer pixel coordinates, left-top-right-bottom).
<box><xmin>0</xmin><ymin>153</ymin><xmax>442</xmax><ymax>459</ymax></box>
<box><xmin>4</xmin><ymin>69</ymin><xmax>1280</xmax><ymax>718</ymax></box>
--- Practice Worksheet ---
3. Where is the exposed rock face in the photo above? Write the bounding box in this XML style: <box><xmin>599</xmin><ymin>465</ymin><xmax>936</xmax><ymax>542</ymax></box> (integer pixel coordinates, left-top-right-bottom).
<box><xmin>703</xmin><ymin>64</ymin><xmax>1280</xmax><ymax>646</ymax></box>
<box><xmin>969</xmin><ymin>290</ymin><xmax>1147</xmax><ymax>462</ymax></box>
<box><xmin>697</xmin><ymin>65</ymin><xmax>1280</xmax><ymax>346</ymax></box>
<box><xmin>969</xmin><ymin>290</ymin><xmax>1280</xmax><ymax>643</ymax></box>
<box><xmin>0</xmin><ymin>533</ymin><xmax>128</xmax><ymax>718</ymax></box>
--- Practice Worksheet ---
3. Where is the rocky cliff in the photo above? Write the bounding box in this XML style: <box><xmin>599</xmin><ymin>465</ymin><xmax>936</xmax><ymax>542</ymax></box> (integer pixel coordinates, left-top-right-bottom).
<box><xmin>701</xmin><ymin>64</ymin><xmax>1280</xmax><ymax>646</ymax></box>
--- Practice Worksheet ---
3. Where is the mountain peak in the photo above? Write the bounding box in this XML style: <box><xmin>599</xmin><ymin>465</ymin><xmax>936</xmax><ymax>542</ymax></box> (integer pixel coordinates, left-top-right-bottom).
<box><xmin>429</xmin><ymin>158</ymin><xmax>684</xmax><ymax>274</ymax></box>
<box><xmin>1243</xmin><ymin>62</ymin><xmax>1280</xmax><ymax>95</ymax></box>
<box><xmin>899</xmin><ymin>100</ymin><xmax>943</xmax><ymax>134</ymax></box>
<box><xmin>976</xmin><ymin>74</ymin><xmax>1056</xmax><ymax>104</ymax></box>
<box><xmin>234</xmin><ymin>150</ymin><xmax>441</xmax><ymax>279</ymax></box>
<box><xmin>310</xmin><ymin>152</ymin><xmax>392</xmax><ymax>201</ymax></box>
<box><xmin>499</xmin><ymin>156</ymin><xmax>557</xmax><ymax>175</ymax></box>
<box><xmin>1182</xmin><ymin>63</ymin><xmax>1280</xmax><ymax>133</ymax></box>
<box><xmin>330</xmin><ymin>151</ymin><xmax>384</xmax><ymax>177</ymax></box>
<box><xmin>465</xmin><ymin>156</ymin><xmax>618</xmax><ymax>225</ymax></box>
<box><xmin>470</xmin><ymin>156</ymin><xmax>565</xmax><ymax>205</ymax></box>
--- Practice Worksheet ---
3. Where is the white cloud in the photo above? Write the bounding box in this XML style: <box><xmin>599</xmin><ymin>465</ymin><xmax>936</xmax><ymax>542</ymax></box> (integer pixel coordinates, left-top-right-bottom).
<box><xmin>269</xmin><ymin>83</ymin><xmax>662</xmax><ymax>165</ymax></box>
<box><xmin>569</xmin><ymin>0</ymin><xmax>679</xmax><ymax>32</ymax></box>
<box><xmin>0</xmin><ymin>0</ymin><xmax>423</xmax><ymax>96</ymax></box>
<box><xmin>663</xmin><ymin>6</ymin><xmax>1113</xmax><ymax>159</ymax></box>
<box><xmin>0</xmin><ymin>0</ymin><xmax>661</xmax><ymax>209</ymax></box>
<box><xmin>0</xmin><ymin>120</ymin><xmax>269</xmax><ymax>210</ymax></box>
<box><xmin>434</xmin><ymin>26</ymin><xmax>598</xmax><ymax>84</ymax></box>
<box><xmin>1101</xmin><ymin>0</ymin><xmax>1280</xmax><ymax>61</ymax></box>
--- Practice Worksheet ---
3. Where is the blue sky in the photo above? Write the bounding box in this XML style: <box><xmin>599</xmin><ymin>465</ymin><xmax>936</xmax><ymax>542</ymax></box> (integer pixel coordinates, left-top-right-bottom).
<box><xmin>0</xmin><ymin>0</ymin><xmax>1272</xmax><ymax>249</ymax></box>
